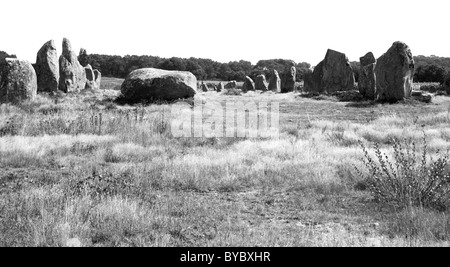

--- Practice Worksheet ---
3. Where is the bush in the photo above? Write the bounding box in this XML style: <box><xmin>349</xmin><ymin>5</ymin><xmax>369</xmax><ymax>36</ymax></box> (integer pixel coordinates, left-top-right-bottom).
<box><xmin>356</xmin><ymin>137</ymin><xmax>450</xmax><ymax>211</ymax></box>
<box><xmin>418</xmin><ymin>83</ymin><xmax>444</xmax><ymax>93</ymax></box>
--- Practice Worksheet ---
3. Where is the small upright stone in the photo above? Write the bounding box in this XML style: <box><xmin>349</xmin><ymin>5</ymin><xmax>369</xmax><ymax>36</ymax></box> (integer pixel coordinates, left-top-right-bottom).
<box><xmin>281</xmin><ymin>66</ymin><xmax>296</xmax><ymax>93</ymax></box>
<box><xmin>94</xmin><ymin>69</ymin><xmax>101</xmax><ymax>89</ymax></box>
<box><xmin>84</xmin><ymin>64</ymin><xmax>100</xmax><ymax>90</ymax></box>
<box><xmin>304</xmin><ymin>61</ymin><xmax>324</xmax><ymax>93</ymax></box>
<box><xmin>268</xmin><ymin>69</ymin><xmax>281</xmax><ymax>92</ymax></box>
<box><xmin>242</xmin><ymin>76</ymin><xmax>255</xmax><ymax>93</ymax></box>
<box><xmin>217</xmin><ymin>82</ymin><xmax>224</xmax><ymax>92</ymax></box>
<box><xmin>201</xmin><ymin>83</ymin><xmax>209</xmax><ymax>92</ymax></box>
<box><xmin>255</xmin><ymin>74</ymin><xmax>268</xmax><ymax>91</ymax></box>
<box><xmin>359</xmin><ymin>52</ymin><xmax>376</xmax><ymax>99</ymax></box>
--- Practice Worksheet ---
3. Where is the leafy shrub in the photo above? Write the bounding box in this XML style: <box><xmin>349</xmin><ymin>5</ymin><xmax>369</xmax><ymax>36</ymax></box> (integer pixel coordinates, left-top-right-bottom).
<box><xmin>356</xmin><ymin>137</ymin><xmax>450</xmax><ymax>211</ymax></box>
<box><xmin>419</xmin><ymin>83</ymin><xmax>444</xmax><ymax>93</ymax></box>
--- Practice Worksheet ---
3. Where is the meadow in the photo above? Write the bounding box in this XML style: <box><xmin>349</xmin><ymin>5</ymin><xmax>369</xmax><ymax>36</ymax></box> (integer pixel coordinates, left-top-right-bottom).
<box><xmin>1</xmin><ymin>77</ymin><xmax>450</xmax><ymax>247</ymax></box>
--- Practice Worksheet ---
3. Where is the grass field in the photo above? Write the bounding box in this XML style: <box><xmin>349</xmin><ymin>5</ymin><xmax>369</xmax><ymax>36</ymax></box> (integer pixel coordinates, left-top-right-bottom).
<box><xmin>1</xmin><ymin>81</ymin><xmax>450</xmax><ymax>247</ymax></box>
<box><xmin>100</xmin><ymin>77</ymin><xmax>124</xmax><ymax>90</ymax></box>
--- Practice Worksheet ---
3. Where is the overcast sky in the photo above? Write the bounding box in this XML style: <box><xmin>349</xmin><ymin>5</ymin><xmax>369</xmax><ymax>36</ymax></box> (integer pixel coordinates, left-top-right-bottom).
<box><xmin>1</xmin><ymin>0</ymin><xmax>449</xmax><ymax>66</ymax></box>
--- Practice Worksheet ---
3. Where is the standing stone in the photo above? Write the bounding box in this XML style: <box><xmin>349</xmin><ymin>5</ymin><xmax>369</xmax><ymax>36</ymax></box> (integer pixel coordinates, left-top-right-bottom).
<box><xmin>85</xmin><ymin>64</ymin><xmax>100</xmax><ymax>90</ymax></box>
<box><xmin>304</xmin><ymin>61</ymin><xmax>324</xmax><ymax>93</ymax></box>
<box><xmin>242</xmin><ymin>76</ymin><xmax>255</xmax><ymax>92</ymax></box>
<box><xmin>201</xmin><ymin>83</ymin><xmax>209</xmax><ymax>92</ymax></box>
<box><xmin>281</xmin><ymin>66</ymin><xmax>296</xmax><ymax>93</ymax></box>
<box><xmin>225</xmin><ymin>80</ymin><xmax>237</xmax><ymax>89</ymax></box>
<box><xmin>0</xmin><ymin>58</ymin><xmax>37</xmax><ymax>103</ymax></box>
<box><xmin>359</xmin><ymin>52</ymin><xmax>376</xmax><ymax>99</ymax></box>
<box><xmin>255</xmin><ymin>74</ymin><xmax>268</xmax><ymax>91</ymax></box>
<box><xmin>59</xmin><ymin>38</ymin><xmax>86</xmax><ymax>93</ymax></box>
<box><xmin>35</xmin><ymin>40</ymin><xmax>59</xmax><ymax>93</ymax></box>
<box><xmin>217</xmin><ymin>82</ymin><xmax>224</xmax><ymax>92</ymax></box>
<box><xmin>375</xmin><ymin>41</ymin><xmax>415</xmax><ymax>101</ymax></box>
<box><xmin>120</xmin><ymin>68</ymin><xmax>197</xmax><ymax>102</ymax></box>
<box><xmin>94</xmin><ymin>69</ymin><xmax>102</xmax><ymax>89</ymax></box>
<box><xmin>304</xmin><ymin>49</ymin><xmax>355</xmax><ymax>93</ymax></box>
<box><xmin>321</xmin><ymin>49</ymin><xmax>355</xmax><ymax>92</ymax></box>
<box><xmin>268</xmin><ymin>69</ymin><xmax>281</xmax><ymax>92</ymax></box>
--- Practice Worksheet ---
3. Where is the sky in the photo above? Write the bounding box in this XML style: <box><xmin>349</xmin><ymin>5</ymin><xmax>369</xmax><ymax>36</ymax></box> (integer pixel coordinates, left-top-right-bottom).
<box><xmin>1</xmin><ymin>0</ymin><xmax>449</xmax><ymax>66</ymax></box>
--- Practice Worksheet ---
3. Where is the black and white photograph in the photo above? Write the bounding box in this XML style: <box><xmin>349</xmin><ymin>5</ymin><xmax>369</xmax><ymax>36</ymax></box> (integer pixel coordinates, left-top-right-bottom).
<box><xmin>1</xmin><ymin>0</ymin><xmax>450</xmax><ymax>251</ymax></box>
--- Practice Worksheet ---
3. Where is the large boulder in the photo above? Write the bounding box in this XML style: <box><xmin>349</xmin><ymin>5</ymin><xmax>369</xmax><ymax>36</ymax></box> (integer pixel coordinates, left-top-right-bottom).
<box><xmin>359</xmin><ymin>52</ymin><xmax>376</xmax><ymax>99</ymax></box>
<box><xmin>255</xmin><ymin>74</ymin><xmax>268</xmax><ymax>91</ymax></box>
<box><xmin>85</xmin><ymin>64</ymin><xmax>100</xmax><ymax>90</ymax></box>
<box><xmin>120</xmin><ymin>68</ymin><xmax>197</xmax><ymax>102</ymax></box>
<box><xmin>268</xmin><ymin>69</ymin><xmax>281</xmax><ymax>92</ymax></box>
<box><xmin>281</xmin><ymin>66</ymin><xmax>296</xmax><ymax>93</ymax></box>
<box><xmin>375</xmin><ymin>41</ymin><xmax>415</xmax><ymax>101</ymax></box>
<box><xmin>59</xmin><ymin>38</ymin><xmax>86</xmax><ymax>93</ymax></box>
<box><xmin>305</xmin><ymin>49</ymin><xmax>355</xmax><ymax>93</ymax></box>
<box><xmin>35</xmin><ymin>40</ymin><xmax>59</xmax><ymax>93</ymax></box>
<box><xmin>242</xmin><ymin>76</ymin><xmax>255</xmax><ymax>92</ymax></box>
<box><xmin>0</xmin><ymin>58</ymin><xmax>37</xmax><ymax>103</ymax></box>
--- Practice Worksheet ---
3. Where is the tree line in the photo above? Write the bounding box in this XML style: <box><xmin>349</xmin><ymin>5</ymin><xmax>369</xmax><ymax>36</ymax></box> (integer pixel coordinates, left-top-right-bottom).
<box><xmin>78</xmin><ymin>49</ymin><xmax>312</xmax><ymax>82</ymax></box>
<box><xmin>412</xmin><ymin>55</ymin><xmax>450</xmax><ymax>83</ymax></box>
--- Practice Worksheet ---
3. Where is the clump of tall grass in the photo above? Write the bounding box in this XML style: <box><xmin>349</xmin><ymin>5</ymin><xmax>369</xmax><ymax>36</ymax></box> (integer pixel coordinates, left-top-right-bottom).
<box><xmin>0</xmin><ymin>115</ymin><xmax>25</xmax><ymax>136</ymax></box>
<box><xmin>356</xmin><ymin>136</ymin><xmax>450</xmax><ymax>211</ymax></box>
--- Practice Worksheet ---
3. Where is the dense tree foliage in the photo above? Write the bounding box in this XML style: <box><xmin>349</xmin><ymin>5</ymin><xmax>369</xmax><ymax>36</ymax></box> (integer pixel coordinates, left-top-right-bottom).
<box><xmin>79</xmin><ymin>51</ymin><xmax>312</xmax><ymax>82</ymax></box>
<box><xmin>413</xmin><ymin>55</ymin><xmax>450</xmax><ymax>83</ymax></box>
<box><xmin>81</xmin><ymin>52</ymin><xmax>254</xmax><ymax>81</ymax></box>
<box><xmin>414</xmin><ymin>64</ymin><xmax>446</xmax><ymax>83</ymax></box>
<box><xmin>414</xmin><ymin>55</ymin><xmax>450</xmax><ymax>70</ymax></box>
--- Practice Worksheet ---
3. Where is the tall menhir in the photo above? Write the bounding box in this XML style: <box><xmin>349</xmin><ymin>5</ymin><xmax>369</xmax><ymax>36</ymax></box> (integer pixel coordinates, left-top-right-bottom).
<box><xmin>35</xmin><ymin>40</ymin><xmax>59</xmax><ymax>93</ymax></box>
<box><xmin>58</xmin><ymin>38</ymin><xmax>86</xmax><ymax>93</ymax></box>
